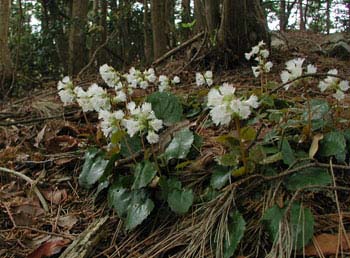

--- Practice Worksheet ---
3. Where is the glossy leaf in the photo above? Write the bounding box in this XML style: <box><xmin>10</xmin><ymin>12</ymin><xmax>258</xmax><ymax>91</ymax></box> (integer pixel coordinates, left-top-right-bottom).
<box><xmin>164</xmin><ymin>128</ymin><xmax>194</xmax><ymax>162</ymax></box>
<box><xmin>223</xmin><ymin>211</ymin><xmax>246</xmax><ymax>258</ymax></box>
<box><xmin>146</xmin><ymin>92</ymin><xmax>183</xmax><ymax>125</ymax></box>
<box><xmin>210</xmin><ymin>167</ymin><xmax>231</xmax><ymax>190</ymax></box>
<box><xmin>79</xmin><ymin>148</ymin><xmax>109</xmax><ymax>189</ymax></box>
<box><xmin>284</xmin><ymin>167</ymin><xmax>331</xmax><ymax>191</ymax></box>
<box><xmin>319</xmin><ymin>131</ymin><xmax>346</xmax><ymax>157</ymax></box>
<box><xmin>132</xmin><ymin>161</ymin><xmax>157</xmax><ymax>190</ymax></box>
<box><xmin>168</xmin><ymin>188</ymin><xmax>193</xmax><ymax>214</ymax></box>
<box><xmin>125</xmin><ymin>197</ymin><xmax>154</xmax><ymax>231</ymax></box>
<box><xmin>280</xmin><ymin>139</ymin><xmax>296</xmax><ymax>166</ymax></box>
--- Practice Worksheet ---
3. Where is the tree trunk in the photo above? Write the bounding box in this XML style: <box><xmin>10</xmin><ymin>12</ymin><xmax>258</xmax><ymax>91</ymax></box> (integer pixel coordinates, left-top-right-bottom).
<box><xmin>279</xmin><ymin>0</ymin><xmax>287</xmax><ymax>31</ymax></box>
<box><xmin>143</xmin><ymin>0</ymin><xmax>153</xmax><ymax>64</ymax></box>
<box><xmin>298</xmin><ymin>0</ymin><xmax>305</xmax><ymax>30</ymax></box>
<box><xmin>194</xmin><ymin>0</ymin><xmax>206</xmax><ymax>33</ymax></box>
<box><xmin>165</xmin><ymin>0</ymin><xmax>176</xmax><ymax>48</ymax></box>
<box><xmin>68</xmin><ymin>0</ymin><xmax>88</xmax><ymax>76</ymax></box>
<box><xmin>181</xmin><ymin>0</ymin><xmax>191</xmax><ymax>40</ymax></box>
<box><xmin>0</xmin><ymin>0</ymin><xmax>13</xmax><ymax>85</ymax></box>
<box><xmin>326</xmin><ymin>0</ymin><xmax>331</xmax><ymax>34</ymax></box>
<box><xmin>151</xmin><ymin>0</ymin><xmax>168</xmax><ymax>59</ymax></box>
<box><xmin>204</xmin><ymin>0</ymin><xmax>220</xmax><ymax>38</ymax></box>
<box><xmin>218</xmin><ymin>0</ymin><xmax>269</xmax><ymax>60</ymax></box>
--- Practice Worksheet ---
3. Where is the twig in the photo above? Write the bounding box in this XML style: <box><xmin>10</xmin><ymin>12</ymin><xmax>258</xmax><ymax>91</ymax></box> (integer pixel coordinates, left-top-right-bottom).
<box><xmin>152</xmin><ymin>32</ymin><xmax>205</xmax><ymax>67</ymax></box>
<box><xmin>0</xmin><ymin>167</ymin><xmax>49</xmax><ymax>212</ymax></box>
<box><xmin>77</xmin><ymin>30</ymin><xmax>118</xmax><ymax>80</ymax></box>
<box><xmin>16</xmin><ymin>226</ymin><xmax>76</xmax><ymax>240</ymax></box>
<box><xmin>0</xmin><ymin>110</ymin><xmax>77</xmax><ymax>126</ymax></box>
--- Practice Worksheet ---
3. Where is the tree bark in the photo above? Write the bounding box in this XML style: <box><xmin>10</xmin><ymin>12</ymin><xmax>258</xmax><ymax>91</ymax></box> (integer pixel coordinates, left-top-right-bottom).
<box><xmin>279</xmin><ymin>0</ymin><xmax>287</xmax><ymax>31</ymax></box>
<box><xmin>194</xmin><ymin>0</ymin><xmax>206</xmax><ymax>33</ymax></box>
<box><xmin>151</xmin><ymin>0</ymin><xmax>168</xmax><ymax>59</ymax></box>
<box><xmin>326</xmin><ymin>0</ymin><xmax>331</xmax><ymax>34</ymax></box>
<box><xmin>143</xmin><ymin>0</ymin><xmax>153</xmax><ymax>64</ymax></box>
<box><xmin>181</xmin><ymin>0</ymin><xmax>191</xmax><ymax>39</ymax></box>
<box><xmin>68</xmin><ymin>0</ymin><xmax>88</xmax><ymax>76</ymax></box>
<box><xmin>218</xmin><ymin>0</ymin><xmax>269</xmax><ymax>60</ymax></box>
<box><xmin>298</xmin><ymin>0</ymin><xmax>305</xmax><ymax>30</ymax></box>
<box><xmin>0</xmin><ymin>0</ymin><xmax>13</xmax><ymax>84</ymax></box>
<box><xmin>204</xmin><ymin>0</ymin><xmax>220</xmax><ymax>37</ymax></box>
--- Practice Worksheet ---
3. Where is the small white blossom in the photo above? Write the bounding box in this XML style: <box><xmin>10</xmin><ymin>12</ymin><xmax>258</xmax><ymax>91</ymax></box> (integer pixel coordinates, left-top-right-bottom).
<box><xmin>245</xmin><ymin>41</ymin><xmax>273</xmax><ymax>78</ymax></box>
<box><xmin>306</xmin><ymin>64</ymin><xmax>317</xmax><ymax>74</ymax></box>
<box><xmin>74</xmin><ymin>87</ymin><xmax>94</xmax><ymax>112</ymax></box>
<box><xmin>172</xmin><ymin>76</ymin><xmax>181</xmax><ymax>84</ymax></box>
<box><xmin>57</xmin><ymin>76</ymin><xmax>75</xmax><ymax>105</ymax></box>
<box><xmin>318</xmin><ymin>69</ymin><xmax>349</xmax><ymax>100</ymax></box>
<box><xmin>114</xmin><ymin>90</ymin><xmax>127</xmax><ymax>103</ymax></box>
<box><xmin>159</xmin><ymin>75</ymin><xmax>170</xmax><ymax>92</ymax></box>
<box><xmin>99</xmin><ymin>64</ymin><xmax>122</xmax><ymax>88</ymax></box>
<box><xmin>146</xmin><ymin>131</ymin><xmax>160</xmax><ymax>144</ymax></box>
<box><xmin>196</xmin><ymin>72</ymin><xmax>205</xmax><ymax>86</ymax></box>
<box><xmin>98</xmin><ymin>110</ymin><xmax>124</xmax><ymax>138</ymax></box>
<box><xmin>87</xmin><ymin>83</ymin><xmax>110</xmax><ymax>111</ymax></box>
<box><xmin>281</xmin><ymin>58</ymin><xmax>316</xmax><ymax>90</ymax></box>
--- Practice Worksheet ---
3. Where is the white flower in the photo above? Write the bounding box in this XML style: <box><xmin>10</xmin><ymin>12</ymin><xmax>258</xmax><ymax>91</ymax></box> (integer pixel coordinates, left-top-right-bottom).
<box><xmin>87</xmin><ymin>83</ymin><xmax>110</xmax><ymax>111</ymax></box>
<box><xmin>140</xmin><ymin>80</ymin><xmax>149</xmax><ymax>89</ymax></box>
<box><xmin>207</xmin><ymin>88</ymin><xmax>224</xmax><ymax>107</ymax></box>
<box><xmin>306</xmin><ymin>64</ymin><xmax>317</xmax><ymax>74</ymax></box>
<box><xmin>245</xmin><ymin>95</ymin><xmax>260</xmax><ymax>108</ymax></box>
<box><xmin>333</xmin><ymin>90</ymin><xmax>345</xmax><ymax>101</ymax></box>
<box><xmin>210</xmin><ymin>105</ymin><xmax>232</xmax><ymax>126</ymax></box>
<box><xmin>114</xmin><ymin>90</ymin><xmax>127</xmax><ymax>103</ymax></box>
<box><xmin>149</xmin><ymin>119</ymin><xmax>163</xmax><ymax>131</ymax></box>
<box><xmin>144</xmin><ymin>68</ymin><xmax>157</xmax><ymax>83</ymax></box>
<box><xmin>339</xmin><ymin>80</ymin><xmax>349</xmax><ymax>91</ymax></box>
<box><xmin>98</xmin><ymin>110</ymin><xmax>125</xmax><ymax>138</ymax></box>
<box><xmin>146</xmin><ymin>131</ymin><xmax>159</xmax><ymax>144</ymax></box>
<box><xmin>281</xmin><ymin>58</ymin><xmax>310</xmax><ymax>90</ymax></box>
<box><xmin>252</xmin><ymin>66</ymin><xmax>260</xmax><ymax>78</ymax></box>
<box><xmin>196</xmin><ymin>72</ymin><xmax>205</xmax><ymax>86</ymax></box>
<box><xmin>122</xmin><ymin>119</ymin><xmax>140</xmax><ymax>137</ymax></box>
<box><xmin>99</xmin><ymin>64</ymin><xmax>121</xmax><ymax>88</ymax></box>
<box><xmin>57</xmin><ymin>76</ymin><xmax>75</xmax><ymax>105</ymax></box>
<box><xmin>172</xmin><ymin>76</ymin><xmax>181</xmax><ymax>84</ymax></box>
<box><xmin>260</xmin><ymin>49</ymin><xmax>270</xmax><ymax>58</ymax></box>
<box><xmin>264</xmin><ymin>61</ymin><xmax>273</xmax><ymax>72</ymax></box>
<box><xmin>74</xmin><ymin>87</ymin><xmax>94</xmax><ymax>112</ymax></box>
<box><xmin>159</xmin><ymin>75</ymin><xmax>170</xmax><ymax>92</ymax></box>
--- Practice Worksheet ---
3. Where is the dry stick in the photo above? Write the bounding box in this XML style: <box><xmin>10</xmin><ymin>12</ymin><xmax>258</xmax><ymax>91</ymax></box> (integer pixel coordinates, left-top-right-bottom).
<box><xmin>77</xmin><ymin>30</ymin><xmax>118</xmax><ymax>80</ymax></box>
<box><xmin>0</xmin><ymin>167</ymin><xmax>49</xmax><ymax>212</ymax></box>
<box><xmin>152</xmin><ymin>32</ymin><xmax>205</xmax><ymax>67</ymax></box>
<box><xmin>270</xmin><ymin>73</ymin><xmax>349</xmax><ymax>94</ymax></box>
<box><xmin>0</xmin><ymin>110</ymin><xmax>77</xmax><ymax>126</ymax></box>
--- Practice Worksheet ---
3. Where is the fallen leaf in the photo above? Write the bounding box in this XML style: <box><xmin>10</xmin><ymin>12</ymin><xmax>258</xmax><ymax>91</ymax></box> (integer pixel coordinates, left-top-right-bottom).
<box><xmin>42</xmin><ymin>189</ymin><xmax>68</xmax><ymax>204</ymax></box>
<box><xmin>309</xmin><ymin>133</ymin><xmax>324</xmax><ymax>159</ymax></box>
<box><xmin>54</xmin><ymin>157</ymin><xmax>76</xmax><ymax>166</ymax></box>
<box><xmin>27</xmin><ymin>238</ymin><xmax>70</xmax><ymax>258</ymax></box>
<box><xmin>304</xmin><ymin>233</ymin><xmax>350</xmax><ymax>256</ymax></box>
<box><xmin>57</xmin><ymin>215</ymin><xmax>78</xmax><ymax>230</ymax></box>
<box><xmin>34</xmin><ymin>125</ymin><xmax>47</xmax><ymax>148</ymax></box>
<box><xmin>45</xmin><ymin>135</ymin><xmax>78</xmax><ymax>153</ymax></box>
<box><xmin>56</xmin><ymin>123</ymin><xmax>80</xmax><ymax>137</ymax></box>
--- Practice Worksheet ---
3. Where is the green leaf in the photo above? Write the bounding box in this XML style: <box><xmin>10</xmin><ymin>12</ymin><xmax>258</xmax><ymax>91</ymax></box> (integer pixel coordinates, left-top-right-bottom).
<box><xmin>210</xmin><ymin>167</ymin><xmax>231</xmax><ymax>190</ymax></box>
<box><xmin>146</xmin><ymin>92</ymin><xmax>183</xmax><ymax>125</ymax></box>
<box><xmin>319</xmin><ymin>131</ymin><xmax>346</xmax><ymax>157</ymax></box>
<box><xmin>111</xmin><ymin>130</ymin><xmax>126</xmax><ymax>145</ymax></box>
<box><xmin>303</xmin><ymin>99</ymin><xmax>330</xmax><ymax>131</ymax></box>
<box><xmin>223</xmin><ymin>211</ymin><xmax>246</xmax><ymax>258</ymax></box>
<box><xmin>240</xmin><ymin>126</ymin><xmax>257</xmax><ymax>142</ymax></box>
<box><xmin>120</xmin><ymin>135</ymin><xmax>142</xmax><ymax>158</ymax></box>
<box><xmin>263</xmin><ymin>203</ymin><xmax>314</xmax><ymax>250</ymax></box>
<box><xmin>284</xmin><ymin>167</ymin><xmax>331</xmax><ymax>191</ymax></box>
<box><xmin>280</xmin><ymin>139</ymin><xmax>296</xmax><ymax>166</ymax></box>
<box><xmin>125</xmin><ymin>197</ymin><xmax>154</xmax><ymax>231</ymax></box>
<box><xmin>164</xmin><ymin>128</ymin><xmax>194</xmax><ymax>162</ymax></box>
<box><xmin>159</xmin><ymin>177</ymin><xmax>182</xmax><ymax>200</ymax></box>
<box><xmin>168</xmin><ymin>188</ymin><xmax>193</xmax><ymax>214</ymax></box>
<box><xmin>79</xmin><ymin>148</ymin><xmax>109</xmax><ymax>189</ymax></box>
<box><xmin>132</xmin><ymin>161</ymin><xmax>157</xmax><ymax>190</ymax></box>
<box><xmin>217</xmin><ymin>151</ymin><xmax>240</xmax><ymax>166</ymax></box>
<box><xmin>108</xmin><ymin>184</ymin><xmax>132</xmax><ymax>218</ymax></box>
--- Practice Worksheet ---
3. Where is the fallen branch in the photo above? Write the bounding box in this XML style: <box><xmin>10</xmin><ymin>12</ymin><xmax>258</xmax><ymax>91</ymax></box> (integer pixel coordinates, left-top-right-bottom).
<box><xmin>0</xmin><ymin>167</ymin><xmax>49</xmax><ymax>212</ymax></box>
<box><xmin>152</xmin><ymin>32</ymin><xmax>205</xmax><ymax>66</ymax></box>
<box><xmin>59</xmin><ymin>215</ymin><xmax>109</xmax><ymax>258</ymax></box>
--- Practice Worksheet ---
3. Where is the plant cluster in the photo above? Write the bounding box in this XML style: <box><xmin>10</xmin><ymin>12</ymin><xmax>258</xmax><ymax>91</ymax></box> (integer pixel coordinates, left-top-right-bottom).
<box><xmin>58</xmin><ymin>41</ymin><xmax>350</xmax><ymax>257</ymax></box>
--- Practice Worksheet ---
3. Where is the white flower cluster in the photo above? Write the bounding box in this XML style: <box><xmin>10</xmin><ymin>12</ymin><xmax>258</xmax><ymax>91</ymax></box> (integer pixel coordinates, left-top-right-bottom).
<box><xmin>99</xmin><ymin>64</ymin><xmax>123</xmax><ymax>89</ymax></box>
<box><xmin>98</xmin><ymin>109</ymin><xmax>125</xmax><ymax>138</ymax></box>
<box><xmin>122</xmin><ymin>102</ymin><xmax>163</xmax><ymax>144</ymax></box>
<box><xmin>74</xmin><ymin>83</ymin><xmax>111</xmax><ymax>112</ymax></box>
<box><xmin>125</xmin><ymin>67</ymin><xmax>157</xmax><ymax>91</ymax></box>
<box><xmin>207</xmin><ymin>83</ymin><xmax>260</xmax><ymax>125</ymax></box>
<box><xmin>245</xmin><ymin>41</ymin><xmax>273</xmax><ymax>78</ymax></box>
<box><xmin>318</xmin><ymin>69</ymin><xmax>349</xmax><ymax>101</ymax></box>
<box><xmin>280</xmin><ymin>58</ymin><xmax>317</xmax><ymax>90</ymax></box>
<box><xmin>196</xmin><ymin>71</ymin><xmax>213</xmax><ymax>87</ymax></box>
<box><xmin>158</xmin><ymin>75</ymin><xmax>181</xmax><ymax>92</ymax></box>
<box><xmin>57</xmin><ymin>76</ymin><xmax>76</xmax><ymax>105</ymax></box>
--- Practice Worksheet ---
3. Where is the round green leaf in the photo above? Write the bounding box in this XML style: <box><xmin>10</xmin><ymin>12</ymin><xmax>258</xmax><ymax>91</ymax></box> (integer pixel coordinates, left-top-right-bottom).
<box><xmin>125</xmin><ymin>197</ymin><xmax>154</xmax><ymax>231</ymax></box>
<box><xmin>168</xmin><ymin>188</ymin><xmax>193</xmax><ymax>214</ymax></box>
<box><xmin>284</xmin><ymin>167</ymin><xmax>331</xmax><ymax>191</ymax></box>
<box><xmin>223</xmin><ymin>211</ymin><xmax>246</xmax><ymax>258</ymax></box>
<box><xmin>132</xmin><ymin>161</ymin><xmax>157</xmax><ymax>190</ymax></box>
<box><xmin>164</xmin><ymin>128</ymin><xmax>194</xmax><ymax>162</ymax></box>
<box><xmin>146</xmin><ymin>92</ymin><xmax>183</xmax><ymax>125</ymax></box>
<box><xmin>319</xmin><ymin>131</ymin><xmax>346</xmax><ymax>157</ymax></box>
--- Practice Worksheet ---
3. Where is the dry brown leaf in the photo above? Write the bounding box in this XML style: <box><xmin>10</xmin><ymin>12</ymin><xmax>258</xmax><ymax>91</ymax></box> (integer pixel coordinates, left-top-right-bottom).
<box><xmin>57</xmin><ymin>215</ymin><xmax>78</xmax><ymax>230</ymax></box>
<box><xmin>42</xmin><ymin>189</ymin><xmax>68</xmax><ymax>204</ymax></box>
<box><xmin>34</xmin><ymin>125</ymin><xmax>47</xmax><ymax>148</ymax></box>
<box><xmin>304</xmin><ymin>233</ymin><xmax>350</xmax><ymax>256</ymax></box>
<box><xmin>45</xmin><ymin>135</ymin><xmax>78</xmax><ymax>153</ymax></box>
<box><xmin>309</xmin><ymin>133</ymin><xmax>324</xmax><ymax>159</ymax></box>
<box><xmin>27</xmin><ymin>238</ymin><xmax>70</xmax><ymax>258</ymax></box>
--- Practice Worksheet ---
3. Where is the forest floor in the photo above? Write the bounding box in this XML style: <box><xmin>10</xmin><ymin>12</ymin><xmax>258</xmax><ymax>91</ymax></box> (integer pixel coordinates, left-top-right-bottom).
<box><xmin>1</xmin><ymin>31</ymin><xmax>350</xmax><ymax>258</ymax></box>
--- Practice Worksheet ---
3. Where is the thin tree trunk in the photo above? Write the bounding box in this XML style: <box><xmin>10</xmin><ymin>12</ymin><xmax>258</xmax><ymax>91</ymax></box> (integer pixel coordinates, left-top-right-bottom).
<box><xmin>151</xmin><ymin>0</ymin><xmax>168</xmax><ymax>59</ymax></box>
<box><xmin>194</xmin><ymin>0</ymin><xmax>205</xmax><ymax>33</ymax></box>
<box><xmin>143</xmin><ymin>0</ymin><xmax>152</xmax><ymax>63</ymax></box>
<box><xmin>181</xmin><ymin>0</ymin><xmax>191</xmax><ymax>39</ymax></box>
<box><xmin>299</xmin><ymin>0</ymin><xmax>305</xmax><ymax>30</ymax></box>
<box><xmin>68</xmin><ymin>0</ymin><xmax>88</xmax><ymax>76</ymax></box>
<box><xmin>0</xmin><ymin>0</ymin><xmax>13</xmax><ymax>87</ymax></box>
<box><xmin>326</xmin><ymin>0</ymin><xmax>331</xmax><ymax>34</ymax></box>
<box><xmin>279</xmin><ymin>0</ymin><xmax>287</xmax><ymax>31</ymax></box>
